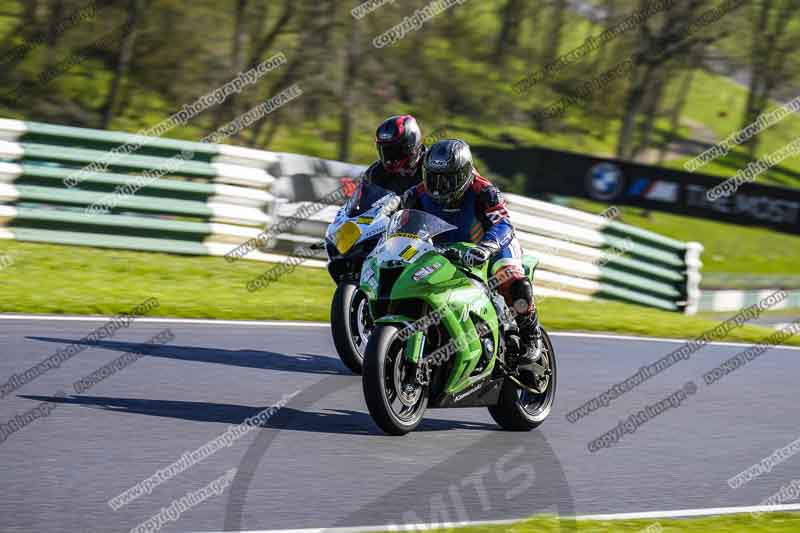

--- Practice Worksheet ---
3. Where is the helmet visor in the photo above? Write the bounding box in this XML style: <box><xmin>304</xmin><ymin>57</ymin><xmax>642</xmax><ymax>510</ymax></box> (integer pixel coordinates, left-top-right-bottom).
<box><xmin>425</xmin><ymin>170</ymin><xmax>463</xmax><ymax>200</ymax></box>
<box><xmin>378</xmin><ymin>142</ymin><xmax>408</xmax><ymax>164</ymax></box>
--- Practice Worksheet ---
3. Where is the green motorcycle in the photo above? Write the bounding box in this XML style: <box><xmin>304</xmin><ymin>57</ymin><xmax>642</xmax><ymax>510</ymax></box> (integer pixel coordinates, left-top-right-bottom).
<box><xmin>360</xmin><ymin>209</ymin><xmax>556</xmax><ymax>435</ymax></box>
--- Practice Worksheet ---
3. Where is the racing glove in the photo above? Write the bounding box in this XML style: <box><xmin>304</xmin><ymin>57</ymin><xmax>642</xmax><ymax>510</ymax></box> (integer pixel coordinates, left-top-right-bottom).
<box><xmin>463</xmin><ymin>240</ymin><xmax>500</xmax><ymax>267</ymax></box>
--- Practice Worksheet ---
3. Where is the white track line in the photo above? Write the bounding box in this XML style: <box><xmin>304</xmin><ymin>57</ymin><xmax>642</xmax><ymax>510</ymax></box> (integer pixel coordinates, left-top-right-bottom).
<box><xmin>549</xmin><ymin>330</ymin><xmax>800</xmax><ymax>350</ymax></box>
<box><xmin>0</xmin><ymin>314</ymin><xmax>330</xmax><ymax>328</ymax></box>
<box><xmin>197</xmin><ymin>503</ymin><xmax>800</xmax><ymax>533</ymax></box>
<box><xmin>196</xmin><ymin>519</ymin><xmax>519</xmax><ymax>533</ymax></box>
<box><xmin>2</xmin><ymin>314</ymin><xmax>799</xmax><ymax>350</ymax></box>
<box><xmin>576</xmin><ymin>502</ymin><xmax>800</xmax><ymax>520</ymax></box>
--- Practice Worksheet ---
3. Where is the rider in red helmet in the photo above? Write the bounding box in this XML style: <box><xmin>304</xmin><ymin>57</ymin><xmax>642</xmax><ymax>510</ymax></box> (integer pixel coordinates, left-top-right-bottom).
<box><xmin>363</xmin><ymin>115</ymin><xmax>426</xmax><ymax>195</ymax></box>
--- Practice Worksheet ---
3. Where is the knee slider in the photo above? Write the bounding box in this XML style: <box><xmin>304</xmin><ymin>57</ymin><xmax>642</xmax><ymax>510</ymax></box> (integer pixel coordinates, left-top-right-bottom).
<box><xmin>510</xmin><ymin>278</ymin><xmax>533</xmax><ymax>314</ymax></box>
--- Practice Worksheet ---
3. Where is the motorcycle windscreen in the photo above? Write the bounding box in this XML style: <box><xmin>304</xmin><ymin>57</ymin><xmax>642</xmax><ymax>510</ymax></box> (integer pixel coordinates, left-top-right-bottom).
<box><xmin>374</xmin><ymin>235</ymin><xmax>435</xmax><ymax>264</ymax></box>
<box><xmin>386</xmin><ymin>209</ymin><xmax>456</xmax><ymax>242</ymax></box>
<box><xmin>345</xmin><ymin>180</ymin><xmax>396</xmax><ymax>217</ymax></box>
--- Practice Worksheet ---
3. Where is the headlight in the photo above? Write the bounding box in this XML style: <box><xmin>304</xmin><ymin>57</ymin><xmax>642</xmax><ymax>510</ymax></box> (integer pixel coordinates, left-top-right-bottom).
<box><xmin>334</xmin><ymin>221</ymin><xmax>361</xmax><ymax>254</ymax></box>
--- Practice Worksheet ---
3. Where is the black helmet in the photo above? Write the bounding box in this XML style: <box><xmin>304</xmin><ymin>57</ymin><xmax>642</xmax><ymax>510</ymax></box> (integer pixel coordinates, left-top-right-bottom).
<box><xmin>422</xmin><ymin>139</ymin><xmax>474</xmax><ymax>205</ymax></box>
<box><xmin>375</xmin><ymin>115</ymin><xmax>423</xmax><ymax>175</ymax></box>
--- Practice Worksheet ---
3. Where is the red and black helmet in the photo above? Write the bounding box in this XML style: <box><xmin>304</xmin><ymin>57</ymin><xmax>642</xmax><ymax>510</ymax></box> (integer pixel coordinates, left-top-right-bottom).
<box><xmin>375</xmin><ymin>115</ymin><xmax>423</xmax><ymax>175</ymax></box>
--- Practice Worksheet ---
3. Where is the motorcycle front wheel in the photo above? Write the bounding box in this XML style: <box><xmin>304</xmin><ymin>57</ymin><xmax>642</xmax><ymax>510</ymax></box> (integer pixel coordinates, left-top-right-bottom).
<box><xmin>363</xmin><ymin>325</ymin><xmax>428</xmax><ymax>435</ymax></box>
<box><xmin>330</xmin><ymin>282</ymin><xmax>372</xmax><ymax>374</ymax></box>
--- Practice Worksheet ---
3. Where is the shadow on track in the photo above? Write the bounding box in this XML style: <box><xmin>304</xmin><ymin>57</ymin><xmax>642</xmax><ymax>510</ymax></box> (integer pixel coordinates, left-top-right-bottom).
<box><xmin>222</xmin><ymin>375</ymin><xmax>576</xmax><ymax>531</ymax></box>
<box><xmin>19</xmin><ymin>394</ymin><xmax>496</xmax><ymax>435</ymax></box>
<box><xmin>26</xmin><ymin>336</ymin><xmax>348</xmax><ymax>375</ymax></box>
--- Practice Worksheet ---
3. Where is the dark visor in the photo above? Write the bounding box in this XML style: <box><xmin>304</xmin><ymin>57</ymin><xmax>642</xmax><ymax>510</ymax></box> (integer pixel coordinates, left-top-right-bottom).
<box><xmin>378</xmin><ymin>142</ymin><xmax>407</xmax><ymax>162</ymax></box>
<box><xmin>425</xmin><ymin>171</ymin><xmax>461</xmax><ymax>195</ymax></box>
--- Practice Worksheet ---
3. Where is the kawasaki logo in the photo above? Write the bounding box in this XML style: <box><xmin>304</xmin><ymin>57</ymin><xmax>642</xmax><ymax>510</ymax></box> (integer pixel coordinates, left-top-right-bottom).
<box><xmin>454</xmin><ymin>383</ymin><xmax>482</xmax><ymax>402</ymax></box>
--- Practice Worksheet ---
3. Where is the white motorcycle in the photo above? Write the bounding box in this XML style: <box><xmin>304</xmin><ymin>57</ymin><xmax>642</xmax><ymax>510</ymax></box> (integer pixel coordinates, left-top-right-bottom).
<box><xmin>323</xmin><ymin>181</ymin><xmax>399</xmax><ymax>373</ymax></box>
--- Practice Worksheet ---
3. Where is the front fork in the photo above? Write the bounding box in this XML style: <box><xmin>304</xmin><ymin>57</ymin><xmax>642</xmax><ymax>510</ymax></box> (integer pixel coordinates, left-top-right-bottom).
<box><xmin>403</xmin><ymin>331</ymin><xmax>427</xmax><ymax>386</ymax></box>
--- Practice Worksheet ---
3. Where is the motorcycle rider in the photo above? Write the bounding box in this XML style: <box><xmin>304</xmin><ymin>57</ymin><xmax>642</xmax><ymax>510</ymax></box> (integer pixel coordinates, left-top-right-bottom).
<box><xmin>363</xmin><ymin>115</ymin><xmax>426</xmax><ymax>194</ymax></box>
<box><xmin>401</xmin><ymin>139</ymin><xmax>543</xmax><ymax>362</ymax></box>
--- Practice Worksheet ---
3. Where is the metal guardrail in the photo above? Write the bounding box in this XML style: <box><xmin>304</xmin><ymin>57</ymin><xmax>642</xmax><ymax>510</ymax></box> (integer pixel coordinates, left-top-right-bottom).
<box><xmin>0</xmin><ymin>118</ymin><xmax>290</xmax><ymax>261</ymax></box>
<box><xmin>0</xmin><ymin>119</ymin><xmax>703</xmax><ymax>313</ymax></box>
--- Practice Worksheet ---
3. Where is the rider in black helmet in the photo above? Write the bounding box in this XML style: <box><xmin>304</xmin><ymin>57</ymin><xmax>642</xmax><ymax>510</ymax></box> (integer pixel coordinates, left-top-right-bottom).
<box><xmin>401</xmin><ymin>139</ymin><xmax>543</xmax><ymax>362</ymax></box>
<box><xmin>363</xmin><ymin>115</ymin><xmax>426</xmax><ymax>195</ymax></box>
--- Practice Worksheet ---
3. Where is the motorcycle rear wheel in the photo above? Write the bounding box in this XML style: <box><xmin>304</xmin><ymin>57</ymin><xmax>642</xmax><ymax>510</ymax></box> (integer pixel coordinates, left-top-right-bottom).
<box><xmin>488</xmin><ymin>328</ymin><xmax>556</xmax><ymax>431</ymax></box>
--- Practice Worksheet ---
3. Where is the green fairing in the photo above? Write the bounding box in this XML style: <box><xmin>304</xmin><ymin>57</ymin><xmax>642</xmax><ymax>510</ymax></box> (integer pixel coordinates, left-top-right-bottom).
<box><xmin>367</xmin><ymin>243</ymin><xmax>507</xmax><ymax>395</ymax></box>
<box><xmin>362</xmin><ymin>235</ymin><xmax>545</xmax><ymax>396</ymax></box>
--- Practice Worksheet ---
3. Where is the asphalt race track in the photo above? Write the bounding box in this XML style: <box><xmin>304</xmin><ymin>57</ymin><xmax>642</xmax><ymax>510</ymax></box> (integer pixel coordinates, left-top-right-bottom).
<box><xmin>1</xmin><ymin>317</ymin><xmax>799</xmax><ymax>532</ymax></box>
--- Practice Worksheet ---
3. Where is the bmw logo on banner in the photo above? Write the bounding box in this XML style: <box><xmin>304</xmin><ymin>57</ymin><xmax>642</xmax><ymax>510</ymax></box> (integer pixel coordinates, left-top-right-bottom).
<box><xmin>586</xmin><ymin>162</ymin><xmax>625</xmax><ymax>201</ymax></box>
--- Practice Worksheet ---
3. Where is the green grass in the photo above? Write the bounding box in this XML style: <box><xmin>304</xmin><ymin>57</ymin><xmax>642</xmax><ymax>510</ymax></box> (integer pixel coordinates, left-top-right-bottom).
<box><xmin>2</xmin><ymin>240</ymin><xmax>798</xmax><ymax>348</ymax></box>
<box><xmin>414</xmin><ymin>512</ymin><xmax>800</xmax><ymax>532</ymax></box>
<box><xmin>569</xmin><ymin>198</ymin><xmax>800</xmax><ymax>276</ymax></box>
<box><xmin>0</xmin><ymin>240</ymin><xmax>331</xmax><ymax>321</ymax></box>
<box><xmin>535</xmin><ymin>296</ymin><xmax>799</xmax><ymax>345</ymax></box>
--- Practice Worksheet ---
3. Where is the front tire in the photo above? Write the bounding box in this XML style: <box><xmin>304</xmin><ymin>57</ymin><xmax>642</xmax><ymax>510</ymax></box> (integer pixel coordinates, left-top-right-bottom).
<box><xmin>488</xmin><ymin>328</ymin><xmax>557</xmax><ymax>431</ymax></box>
<box><xmin>331</xmin><ymin>282</ymin><xmax>372</xmax><ymax>374</ymax></box>
<box><xmin>363</xmin><ymin>325</ymin><xmax>428</xmax><ymax>435</ymax></box>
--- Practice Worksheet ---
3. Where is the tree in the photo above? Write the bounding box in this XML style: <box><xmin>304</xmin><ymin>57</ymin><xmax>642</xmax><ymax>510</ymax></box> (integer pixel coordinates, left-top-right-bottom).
<box><xmin>100</xmin><ymin>0</ymin><xmax>145</xmax><ymax>128</ymax></box>
<box><xmin>541</xmin><ymin>0</ymin><xmax>568</xmax><ymax>66</ymax></box>
<box><xmin>494</xmin><ymin>0</ymin><xmax>526</xmax><ymax>65</ymax></box>
<box><xmin>210</xmin><ymin>0</ymin><xmax>249</xmax><ymax>131</ymax></box>
<box><xmin>657</xmin><ymin>44</ymin><xmax>703</xmax><ymax>164</ymax></box>
<box><xmin>740</xmin><ymin>0</ymin><xmax>800</xmax><ymax>157</ymax></box>
<box><xmin>616</xmin><ymin>0</ymin><xmax>739</xmax><ymax>159</ymax></box>
<box><xmin>338</xmin><ymin>13</ymin><xmax>362</xmax><ymax>161</ymax></box>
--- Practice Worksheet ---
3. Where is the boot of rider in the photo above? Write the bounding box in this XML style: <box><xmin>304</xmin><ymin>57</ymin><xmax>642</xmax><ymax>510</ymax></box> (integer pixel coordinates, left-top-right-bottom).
<box><xmin>515</xmin><ymin>306</ymin><xmax>543</xmax><ymax>363</ymax></box>
<box><xmin>507</xmin><ymin>276</ymin><xmax>542</xmax><ymax>363</ymax></box>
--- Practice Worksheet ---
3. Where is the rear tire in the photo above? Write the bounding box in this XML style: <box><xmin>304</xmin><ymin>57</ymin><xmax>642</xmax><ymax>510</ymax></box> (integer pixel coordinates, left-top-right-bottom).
<box><xmin>488</xmin><ymin>328</ymin><xmax>556</xmax><ymax>431</ymax></box>
<box><xmin>363</xmin><ymin>325</ymin><xmax>428</xmax><ymax>435</ymax></box>
<box><xmin>331</xmin><ymin>282</ymin><xmax>371</xmax><ymax>374</ymax></box>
